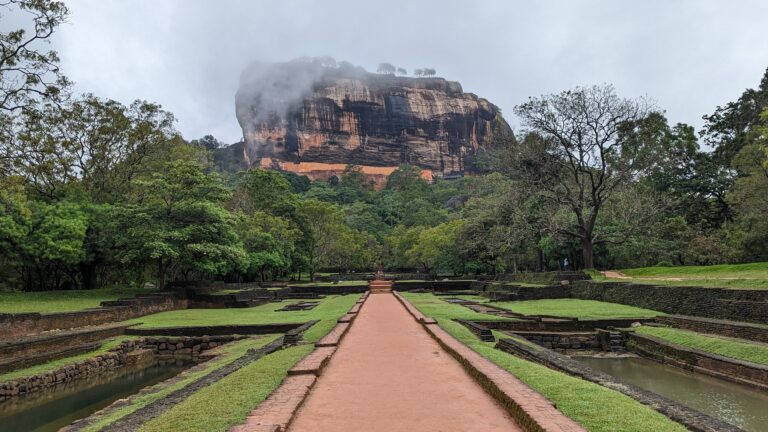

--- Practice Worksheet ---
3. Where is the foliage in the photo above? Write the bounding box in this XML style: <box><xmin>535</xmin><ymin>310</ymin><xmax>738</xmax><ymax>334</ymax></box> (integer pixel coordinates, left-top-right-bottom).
<box><xmin>513</xmin><ymin>85</ymin><xmax>655</xmax><ymax>268</ymax></box>
<box><xmin>0</xmin><ymin>0</ymin><xmax>69</xmax><ymax>112</ymax></box>
<box><xmin>115</xmin><ymin>160</ymin><xmax>246</xmax><ymax>287</ymax></box>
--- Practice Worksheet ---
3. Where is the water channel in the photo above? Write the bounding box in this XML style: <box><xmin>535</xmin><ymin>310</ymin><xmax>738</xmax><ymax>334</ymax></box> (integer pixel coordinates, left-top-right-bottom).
<box><xmin>0</xmin><ymin>362</ymin><xmax>186</xmax><ymax>432</ymax></box>
<box><xmin>576</xmin><ymin>356</ymin><xmax>768</xmax><ymax>432</ymax></box>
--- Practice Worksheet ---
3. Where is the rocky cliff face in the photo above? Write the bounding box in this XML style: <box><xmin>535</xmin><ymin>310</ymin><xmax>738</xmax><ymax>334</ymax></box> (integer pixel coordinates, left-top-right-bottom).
<box><xmin>234</xmin><ymin>61</ymin><xmax>511</xmax><ymax>184</ymax></box>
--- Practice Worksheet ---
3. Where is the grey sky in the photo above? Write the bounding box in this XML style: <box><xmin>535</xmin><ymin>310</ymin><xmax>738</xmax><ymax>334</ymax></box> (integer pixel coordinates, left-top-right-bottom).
<box><xmin>52</xmin><ymin>0</ymin><xmax>768</xmax><ymax>144</ymax></box>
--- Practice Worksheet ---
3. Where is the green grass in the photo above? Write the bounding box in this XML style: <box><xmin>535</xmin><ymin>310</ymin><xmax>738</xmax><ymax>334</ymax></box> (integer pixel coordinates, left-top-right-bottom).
<box><xmin>635</xmin><ymin>326</ymin><xmax>768</xmax><ymax>366</ymax></box>
<box><xmin>138</xmin><ymin>344</ymin><xmax>313</xmax><ymax>432</ymax></box>
<box><xmin>128</xmin><ymin>295</ymin><xmax>359</xmax><ymax>343</ymax></box>
<box><xmin>81</xmin><ymin>336</ymin><xmax>281</xmax><ymax>432</ymax></box>
<box><xmin>401</xmin><ymin>293</ymin><xmax>687</xmax><ymax>432</ymax></box>
<box><xmin>0</xmin><ymin>286</ymin><xmax>151</xmax><ymax>314</ymax></box>
<box><xmin>602</xmin><ymin>262</ymin><xmax>768</xmax><ymax>290</ymax></box>
<box><xmin>492</xmin><ymin>299</ymin><xmax>663</xmax><ymax>319</ymax></box>
<box><xmin>105</xmin><ymin>295</ymin><xmax>360</xmax><ymax>431</ymax></box>
<box><xmin>0</xmin><ymin>336</ymin><xmax>140</xmax><ymax>382</ymax></box>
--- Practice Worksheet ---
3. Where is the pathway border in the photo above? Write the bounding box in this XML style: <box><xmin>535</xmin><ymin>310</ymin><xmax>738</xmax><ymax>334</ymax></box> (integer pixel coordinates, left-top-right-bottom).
<box><xmin>229</xmin><ymin>293</ymin><xmax>367</xmax><ymax>432</ymax></box>
<box><xmin>393</xmin><ymin>291</ymin><xmax>587</xmax><ymax>432</ymax></box>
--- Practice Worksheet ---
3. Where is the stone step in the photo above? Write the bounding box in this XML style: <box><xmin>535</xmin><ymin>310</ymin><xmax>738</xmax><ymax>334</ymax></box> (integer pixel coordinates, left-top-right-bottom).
<box><xmin>316</xmin><ymin>323</ymin><xmax>351</xmax><ymax>347</ymax></box>
<box><xmin>288</xmin><ymin>346</ymin><xmax>337</xmax><ymax>376</ymax></box>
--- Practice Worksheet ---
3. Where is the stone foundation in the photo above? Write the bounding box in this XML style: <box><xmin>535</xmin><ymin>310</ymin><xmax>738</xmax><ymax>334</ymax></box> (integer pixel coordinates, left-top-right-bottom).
<box><xmin>656</xmin><ymin>315</ymin><xmax>768</xmax><ymax>343</ymax></box>
<box><xmin>0</xmin><ymin>336</ymin><xmax>241</xmax><ymax>399</ymax></box>
<box><xmin>0</xmin><ymin>294</ymin><xmax>188</xmax><ymax>338</ymax></box>
<box><xmin>512</xmin><ymin>331</ymin><xmax>599</xmax><ymax>352</ymax></box>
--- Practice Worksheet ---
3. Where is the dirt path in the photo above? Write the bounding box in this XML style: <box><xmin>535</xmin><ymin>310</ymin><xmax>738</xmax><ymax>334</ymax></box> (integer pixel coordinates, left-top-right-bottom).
<box><xmin>601</xmin><ymin>270</ymin><xmax>629</xmax><ymax>279</ymax></box>
<box><xmin>288</xmin><ymin>293</ymin><xmax>522</xmax><ymax>432</ymax></box>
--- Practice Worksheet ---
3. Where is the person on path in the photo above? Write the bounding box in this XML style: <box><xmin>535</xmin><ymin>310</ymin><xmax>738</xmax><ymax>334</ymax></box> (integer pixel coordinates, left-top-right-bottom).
<box><xmin>563</xmin><ymin>257</ymin><xmax>570</xmax><ymax>271</ymax></box>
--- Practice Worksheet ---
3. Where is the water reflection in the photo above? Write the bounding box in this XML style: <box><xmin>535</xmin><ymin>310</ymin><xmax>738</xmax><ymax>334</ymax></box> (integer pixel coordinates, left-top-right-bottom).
<box><xmin>576</xmin><ymin>356</ymin><xmax>768</xmax><ymax>432</ymax></box>
<box><xmin>0</xmin><ymin>362</ymin><xmax>186</xmax><ymax>432</ymax></box>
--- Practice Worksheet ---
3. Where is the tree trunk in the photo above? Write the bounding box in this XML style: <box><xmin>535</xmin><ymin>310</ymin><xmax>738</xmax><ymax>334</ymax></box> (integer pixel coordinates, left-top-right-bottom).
<box><xmin>536</xmin><ymin>248</ymin><xmax>544</xmax><ymax>273</ymax></box>
<box><xmin>582</xmin><ymin>236</ymin><xmax>595</xmax><ymax>269</ymax></box>
<box><xmin>157</xmin><ymin>258</ymin><xmax>165</xmax><ymax>290</ymax></box>
<box><xmin>80</xmin><ymin>262</ymin><xmax>98</xmax><ymax>290</ymax></box>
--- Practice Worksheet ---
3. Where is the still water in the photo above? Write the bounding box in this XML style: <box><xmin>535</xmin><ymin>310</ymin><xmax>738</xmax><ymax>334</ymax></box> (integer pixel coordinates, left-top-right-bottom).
<box><xmin>0</xmin><ymin>363</ymin><xmax>186</xmax><ymax>432</ymax></box>
<box><xmin>576</xmin><ymin>356</ymin><xmax>768</xmax><ymax>432</ymax></box>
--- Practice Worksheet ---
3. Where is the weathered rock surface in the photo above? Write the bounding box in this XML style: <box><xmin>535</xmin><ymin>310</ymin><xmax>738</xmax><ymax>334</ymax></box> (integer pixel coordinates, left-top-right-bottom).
<box><xmin>232</xmin><ymin>61</ymin><xmax>511</xmax><ymax>184</ymax></box>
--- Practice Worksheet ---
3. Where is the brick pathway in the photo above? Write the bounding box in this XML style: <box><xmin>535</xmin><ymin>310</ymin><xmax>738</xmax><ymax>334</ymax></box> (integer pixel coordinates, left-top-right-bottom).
<box><xmin>287</xmin><ymin>293</ymin><xmax>523</xmax><ymax>432</ymax></box>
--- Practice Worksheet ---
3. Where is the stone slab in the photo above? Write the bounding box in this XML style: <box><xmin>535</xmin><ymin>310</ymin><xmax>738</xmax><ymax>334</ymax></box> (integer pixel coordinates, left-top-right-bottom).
<box><xmin>315</xmin><ymin>323</ymin><xmax>350</xmax><ymax>347</ymax></box>
<box><xmin>288</xmin><ymin>347</ymin><xmax>337</xmax><ymax>376</ymax></box>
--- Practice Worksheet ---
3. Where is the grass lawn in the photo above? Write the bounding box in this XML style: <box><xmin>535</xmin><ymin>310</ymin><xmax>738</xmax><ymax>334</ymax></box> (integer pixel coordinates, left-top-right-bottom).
<box><xmin>81</xmin><ymin>335</ymin><xmax>282</xmax><ymax>432</ymax></box>
<box><xmin>599</xmin><ymin>262</ymin><xmax>768</xmax><ymax>289</ymax></box>
<box><xmin>98</xmin><ymin>295</ymin><xmax>361</xmax><ymax>431</ymax></box>
<box><xmin>401</xmin><ymin>293</ymin><xmax>687</xmax><ymax>432</ymax></box>
<box><xmin>128</xmin><ymin>295</ymin><xmax>359</xmax><ymax>343</ymax></box>
<box><xmin>0</xmin><ymin>336</ymin><xmax>140</xmax><ymax>382</ymax></box>
<box><xmin>138</xmin><ymin>344</ymin><xmax>312</xmax><ymax>432</ymax></box>
<box><xmin>492</xmin><ymin>299</ymin><xmax>663</xmax><ymax>319</ymax></box>
<box><xmin>634</xmin><ymin>326</ymin><xmax>768</xmax><ymax>366</ymax></box>
<box><xmin>0</xmin><ymin>286</ymin><xmax>151</xmax><ymax>314</ymax></box>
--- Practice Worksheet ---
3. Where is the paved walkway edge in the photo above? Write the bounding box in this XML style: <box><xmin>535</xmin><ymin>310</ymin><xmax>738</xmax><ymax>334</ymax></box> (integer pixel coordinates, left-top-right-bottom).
<box><xmin>228</xmin><ymin>293</ymin><xmax>368</xmax><ymax>432</ymax></box>
<box><xmin>392</xmin><ymin>291</ymin><xmax>587</xmax><ymax>432</ymax></box>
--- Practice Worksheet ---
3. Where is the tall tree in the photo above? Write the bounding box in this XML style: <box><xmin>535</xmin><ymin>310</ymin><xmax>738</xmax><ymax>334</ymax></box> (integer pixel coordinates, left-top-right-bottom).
<box><xmin>0</xmin><ymin>0</ymin><xmax>69</xmax><ymax>112</ymax></box>
<box><xmin>702</xmin><ymin>67</ymin><xmax>768</xmax><ymax>165</ymax></box>
<box><xmin>514</xmin><ymin>85</ymin><xmax>653</xmax><ymax>268</ymax></box>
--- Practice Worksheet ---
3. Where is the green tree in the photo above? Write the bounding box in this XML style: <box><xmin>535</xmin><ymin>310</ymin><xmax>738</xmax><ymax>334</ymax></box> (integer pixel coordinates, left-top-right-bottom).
<box><xmin>407</xmin><ymin>220</ymin><xmax>463</xmax><ymax>275</ymax></box>
<box><xmin>514</xmin><ymin>84</ymin><xmax>655</xmax><ymax>268</ymax></box>
<box><xmin>296</xmin><ymin>199</ymin><xmax>340</xmax><ymax>280</ymax></box>
<box><xmin>117</xmin><ymin>160</ymin><xmax>245</xmax><ymax>288</ymax></box>
<box><xmin>238</xmin><ymin>211</ymin><xmax>301</xmax><ymax>281</ymax></box>
<box><xmin>0</xmin><ymin>0</ymin><xmax>69</xmax><ymax>112</ymax></box>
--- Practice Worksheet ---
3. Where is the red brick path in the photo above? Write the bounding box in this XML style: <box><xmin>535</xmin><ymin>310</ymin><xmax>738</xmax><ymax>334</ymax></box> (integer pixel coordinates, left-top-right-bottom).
<box><xmin>287</xmin><ymin>293</ymin><xmax>524</xmax><ymax>432</ymax></box>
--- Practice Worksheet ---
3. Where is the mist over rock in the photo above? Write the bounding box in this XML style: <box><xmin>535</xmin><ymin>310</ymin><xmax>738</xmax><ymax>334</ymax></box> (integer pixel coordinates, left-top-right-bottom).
<box><xmin>233</xmin><ymin>59</ymin><xmax>512</xmax><ymax>184</ymax></box>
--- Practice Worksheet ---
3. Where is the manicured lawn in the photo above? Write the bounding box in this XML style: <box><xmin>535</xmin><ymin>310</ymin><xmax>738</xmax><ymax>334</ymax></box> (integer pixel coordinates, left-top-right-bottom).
<box><xmin>492</xmin><ymin>299</ymin><xmax>663</xmax><ymax>319</ymax></box>
<box><xmin>598</xmin><ymin>262</ymin><xmax>768</xmax><ymax>289</ymax></box>
<box><xmin>0</xmin><ymin>336</ymin><xmax>140</xmax><ymax>382</ymax></box>
<box><xmin>138</xmin><ymin>344</ymin><xmax>313</xmax><ymax>432</ymax></box>
<box><xmin>128</xmin><ymin>295</ymin><xmax>359</xmax><ymax>343</ymax></box>
<box><xmin>635</xmin><ymin>326</ymin><xmax>768</xmax><ymax>366</ymax></box>
<box><xmin>81</xmin><ymin>336</ymin><xmax>282</xmax><ymax>432</ymax></box>
<box><xmin>0</xmin><ymin>286</ymin><xmax>151</xmax><ymax>314</ymax></box>
<box><xmin>402</xmin><ymin>293</ymin><xmax>687</xmax><ymax>432</ymax></box>
<box><xmin>90</xmin><ymin>295</ymin><xmax>360</xmax><ymax>431</ymax></box>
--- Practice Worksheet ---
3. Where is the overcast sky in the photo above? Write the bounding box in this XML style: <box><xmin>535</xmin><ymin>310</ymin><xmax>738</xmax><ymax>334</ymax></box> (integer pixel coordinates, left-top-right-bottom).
<box><xmin>49</xmin><ymin>0</ymin><xmax>768</xmax><ymax>144</ymax></box>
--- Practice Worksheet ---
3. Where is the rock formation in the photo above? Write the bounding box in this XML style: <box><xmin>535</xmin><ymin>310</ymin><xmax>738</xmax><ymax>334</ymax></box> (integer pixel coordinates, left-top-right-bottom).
<box><xmin>233</xmin><ymin>60</ymin><xmax>511</xmax><ymax>186</ymax></box>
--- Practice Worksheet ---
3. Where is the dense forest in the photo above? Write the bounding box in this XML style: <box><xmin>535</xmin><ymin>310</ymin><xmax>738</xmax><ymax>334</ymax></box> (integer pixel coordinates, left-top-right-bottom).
<box><xmin>1</xmin><ymin>1</ymin><xmax>767</xmax><ymax>291</ymax></box>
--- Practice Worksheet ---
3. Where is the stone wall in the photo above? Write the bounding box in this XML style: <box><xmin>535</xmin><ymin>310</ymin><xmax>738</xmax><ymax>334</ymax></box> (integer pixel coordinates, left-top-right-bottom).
<box><xmin>627</xmin><ymin>332</ymin><xmax>768</xmax><ymax>390</ymax></box>
<box><xmin>0</xmin><ymin>339</ymin><xmax>139</xmax><ymax>398</ymax></box>
<box><xmin>512</xmin><ymin>331</ymin><xmax>598</xmax><ymax>351</ymax></box>
<box><xmin>0</xmin><ymin>336</ymin><xmax>240</xmax><ymax>399</ymax></box>
<box><xmin>0</xmin><ymin>324</ymin><xmax>129</xmax><ymax>360</ymax></box>
<box><xmin>393</xmin><ymin>280</ymin><xmax>475</xmax><ymax>291</ymax></box>
<box><xmin>474</xmin><ymin>318</ymin><xmax>654</xmax><ymax>332</ymax></box>
<box><xmin>656</xmin><ymin>315</ymin><xmax>768</xmax><ymax>343</ymax></box>
<box><xmin>126</xmin><ymin>323</ymin><xmax>305</xmax><ymax>337</ymax></box>
<box><xmin>571</xmin><ymin>282</ymin><xmax>768</xmax><ymax>324</ymax></box>
<box><xmin>0</xmin><ymin>294</ymin><xmax>188</xmax><ymax>338</ymax></box>
<box><xmin>141</xmin><ymin>335</ymin><xmax>244</xmax><ymax>362</ymax></box>
<box><xmin>480</xmin><ymin>282</ymin><xmax>768</xmax><ymax>325</ymax></box>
